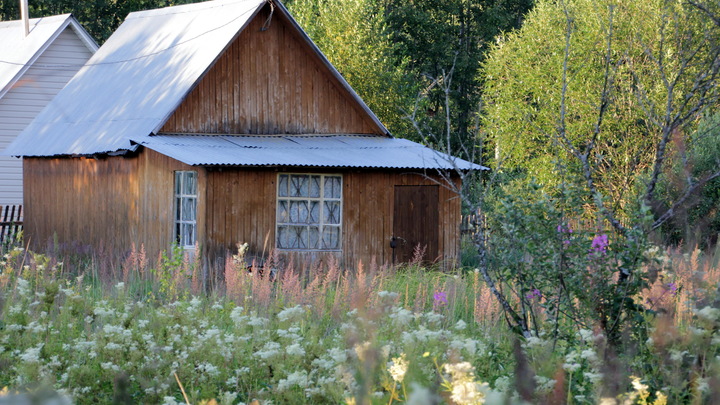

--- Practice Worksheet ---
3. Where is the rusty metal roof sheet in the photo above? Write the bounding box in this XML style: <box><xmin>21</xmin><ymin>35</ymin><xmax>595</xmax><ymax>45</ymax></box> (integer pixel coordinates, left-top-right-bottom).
<box><xmin>134</xmin><ymin>134</ymin><xmax>487</xmax><ymax>170</ymax></box>
<box><xmin>3</xmin><ymin>0</ymin><xmax>391</xmax><ymax>158</ymax></box>
<box><xmin>0</xmin><ymin>14</ymin><xmax>97</xmax><ymax>99</ymax></box>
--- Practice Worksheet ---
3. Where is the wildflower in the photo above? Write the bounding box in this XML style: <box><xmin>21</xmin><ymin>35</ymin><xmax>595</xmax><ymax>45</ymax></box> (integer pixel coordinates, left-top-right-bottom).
<box><xmin>277</xmin><ymin>305</ymin><xmax>305</xmax><ymax>323</ymax></box>
<box><xmin>557</xmin><ymin>225</ymin><xmax>573</xmax><ymax>233</ymax></box>
<box><xmin>694</xmin><ymin>306</ymin><xmax>720</xmax><ymax>323</ymax></box>
<box><xmin>525</xmin><ymin>289</ymin><xmax>542</xmax><ymax>301</ymax></box>
<box><xmin>286</xmin><ymin>343</ymin><xmax>306</xmax><ymax>357</ymax></box>
<box><xmin>19</xmin><ymin>344</ymin><xmax>43</xmax><ymax>363</ymax></box>
<box><xmin>591</xmin><ymin>234</ymin><xmax>609</xmax><ymax>254</ymax></box>
<box><xmin>666</xmin><ymin>282</ymin><xmax>678</xmax><ymax>296</ymax></box>
<box><xmin>354</xmin><ymin>341</ymin><xmax>372</xmax><ymax>362</ymax></box>
<box><xmin>388</xmin><ymin>353</ymin><xmax>409</xmax><ymax>383</ymax></box>
<box><xmin>255</xmin><ymin>342</ymin><xmax>282</xmax><ymax>360</ymax></box>
<box><xmin>277</xmin><ymin>371</ymin><xmax>309</xmax><ymax>391</ymax></box>
<box><xmin>443</xmin><ymin>362</ymin><xmax>489</xmax><ymax>405</ymax></box>
<box><xmin>433</xmin><ymin>291</ymin><xmax>448</xmax><ymax>307</ymax></box>
<box><xmin>406</xmin><ymin>383</ymin><xmax>433</xmax><ymax>405</ymax></box>
<box><xmin>455</xmin><ymin>320</ymin><xmax>467</xmax><ymax>330</ymax></box>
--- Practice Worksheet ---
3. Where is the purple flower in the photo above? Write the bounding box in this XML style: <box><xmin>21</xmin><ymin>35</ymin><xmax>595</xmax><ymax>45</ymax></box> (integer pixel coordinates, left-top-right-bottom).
<box><xmin>666</xmin><ymin>282</ymin><xmax>678</xmax><ymax>296</ymax></box>
<box><xmin>526</xmin><ymin>289</ymin><xmax>542</xmax><ymax>301</ymax></box>
<box><xmin>557</xmin><ymin>225</ymin><xmax>573</xmax><ymax>233</ymax></box>
<box><xmin>433</xmin><ymin>291</ymin><xmax>448</xmax><ymax>307</ymax></box>
<box><xmin>591</xmin><ymin>234</ymin><xmax>609</xmax><ymax>254</ymax></box>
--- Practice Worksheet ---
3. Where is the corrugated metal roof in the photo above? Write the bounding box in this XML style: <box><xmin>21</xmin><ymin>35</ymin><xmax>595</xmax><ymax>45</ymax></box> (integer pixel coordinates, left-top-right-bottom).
<box><xmin>3</xmin><ymin>0</ymin><xmax>391</xmax><ymax>158</ymax></box>
<box><xmin>4</xmin><ymin>0</ymin><xmax>266</xmax><ymax>157</ymax></box>
<box><xmin>0</xmin><ymin>14</ymin><xmax>97</xmax><ymax>99</ymax></box>
<box><xmin>134</xmin><ymin>134</ymin><xmax>488</xmax><ymax>170</ymax></box>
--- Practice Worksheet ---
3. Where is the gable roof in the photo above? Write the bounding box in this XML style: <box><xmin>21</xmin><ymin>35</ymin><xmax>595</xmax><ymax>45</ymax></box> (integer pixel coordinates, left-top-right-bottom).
<box><xmin>4</xmin><ymin>0</ymin><xmax>390</xmax><ymax>158</ymax></box>
<box><xmin>135</xmin><ymin>134</ymin><xmax>486</xmax><ymax>170</ymax></box>
<box><xmin>0</xmin><ymin>14</ymin><xmax>98</xmax><ymax>100</ymax></box>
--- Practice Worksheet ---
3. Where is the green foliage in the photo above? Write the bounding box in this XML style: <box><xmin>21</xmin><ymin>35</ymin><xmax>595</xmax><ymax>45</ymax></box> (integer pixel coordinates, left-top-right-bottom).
<box><xmin>482</xmin><ymin>180</ymin><xmax>654</xmax><ymax>347</ymax></box>
<box><xmin>483</xmin><ymin>0</ymin><xmax>720</xmax><ymax>223</ymax></box>
<box><xmin>656</xmin><ymin>112</ymin><xmax>720</xmax><ymax>246</ymax></box>
<box><xmin>383</xmin><ymin>0</ymin><xmax>534</xmax><ymax>146</ymax></box>
<box><xmin>286</xmin><ymin>0</ymin><xmax>417</xmax><ymax>139</ymax></box>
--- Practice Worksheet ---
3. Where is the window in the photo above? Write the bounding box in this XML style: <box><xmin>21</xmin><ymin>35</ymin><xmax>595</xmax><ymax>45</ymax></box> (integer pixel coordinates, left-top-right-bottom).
<box><xmin>174</xmin><ymin>171</ymin><xmax>197</xmax><ymax>248</ymax></box>
<box><xmin>276</xmin><ymin>174</ymin><xmax>342</xmax><ymax>250</ymax></box>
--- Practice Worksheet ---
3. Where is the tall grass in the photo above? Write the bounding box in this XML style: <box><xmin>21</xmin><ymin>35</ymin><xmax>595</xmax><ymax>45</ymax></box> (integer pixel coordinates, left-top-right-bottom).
<box><xmin>0</xmin><ymin>242</ymin><xmax>719</xmax><ymax>404</ymax></box>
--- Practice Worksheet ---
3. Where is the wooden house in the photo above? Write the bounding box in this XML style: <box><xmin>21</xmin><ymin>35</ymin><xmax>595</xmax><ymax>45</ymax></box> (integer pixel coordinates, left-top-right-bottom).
<box><xmin>3</xmin><ymin>0</ymin><xmax>484</xmax><ymax>271</ymax></box>
<box><xmin>0</xmin><ymin>14</ymin><xmax>97</xmax><ymax>205</ymax></box>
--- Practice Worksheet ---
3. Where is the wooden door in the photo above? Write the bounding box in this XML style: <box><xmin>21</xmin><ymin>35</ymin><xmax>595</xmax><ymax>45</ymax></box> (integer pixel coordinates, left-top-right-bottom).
<box><xmin>392</xmin><ymin>185</ymin><xmax>439</xmax><ymax>264</ymax></box>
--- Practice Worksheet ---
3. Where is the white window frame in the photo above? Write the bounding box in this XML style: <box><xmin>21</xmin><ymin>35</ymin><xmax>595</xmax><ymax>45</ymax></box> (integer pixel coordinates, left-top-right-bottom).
<box><xmin>276</xmin><ymin>173</ymin><xmax>342</xmax><ymax>251</ymax></box>
<box><xmin>173</xmin><ymin>171</ymin><xmax>198</xmax><ymax>249</ymax></box>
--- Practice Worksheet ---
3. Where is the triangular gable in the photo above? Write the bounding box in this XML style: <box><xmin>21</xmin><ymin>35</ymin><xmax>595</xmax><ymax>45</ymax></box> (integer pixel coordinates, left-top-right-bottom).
<box><xmin>0</xmin><ymin>14</ymin><xmax>97</xmax><ymax>99</ymax></box>
<box><xmin>160</xmin><ymin>3</ymin><xmax>386</xmax><ymax>135</ymax></box>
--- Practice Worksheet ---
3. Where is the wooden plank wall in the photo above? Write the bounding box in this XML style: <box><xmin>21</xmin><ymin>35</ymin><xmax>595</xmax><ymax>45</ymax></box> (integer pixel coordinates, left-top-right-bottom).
<box><xmin>204</xmin><ymin>168</ymin><xmax>277</xmax><ymax>269</ymax></box>
<box><xmin>342</xmin><ymin>171</ymin><xmax>461</xmax><ymax>269</ymax></box>
<box><xmin>24</xmin><ymin>153</ymin><xmax>460</xmax><ymax>271</ymax></box>
<box><xmin>160</xmin><ymin>5</ymin><xmax>382</xmax><ymax>135</ymax></box>
<box><xmin>23</xmin><ymin>149</ymin><xmax>199</xmax><ymax>261</ymax></box>
<box><xmin>204</xmin><ymin>168</ymin><xmax>461</xmax><ymax>271</ymax></box>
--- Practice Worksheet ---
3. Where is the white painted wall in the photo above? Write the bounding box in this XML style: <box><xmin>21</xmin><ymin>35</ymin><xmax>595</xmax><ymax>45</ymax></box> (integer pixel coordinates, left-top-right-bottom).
<box><xmin>0</xmin><ymin>26</ymin><xmax>94</xmax><ymax>205</ymax></box>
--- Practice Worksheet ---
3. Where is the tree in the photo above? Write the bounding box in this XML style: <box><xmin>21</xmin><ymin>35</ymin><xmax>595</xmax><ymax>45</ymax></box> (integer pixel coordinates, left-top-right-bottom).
<box><xmin>383</xmin><ymin>0</ymin><xmax>534</xmax><ymax>145</ymax></box>
<box><xmin>484</xmin><ymin>0</ymin><xmax>720</xmax><ymax>229</ymax></box>
<box><xmin>476</xmin><ymin>0</ymin><xmax>720</xmax><ymax>345</ymax></box>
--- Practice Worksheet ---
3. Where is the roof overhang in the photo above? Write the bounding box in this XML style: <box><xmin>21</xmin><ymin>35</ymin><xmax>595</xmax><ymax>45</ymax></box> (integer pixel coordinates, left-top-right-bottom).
<box><xmin>134</xmin><ymin>134</ymin><xmax>488</xmax><ymax>171</ymax></box>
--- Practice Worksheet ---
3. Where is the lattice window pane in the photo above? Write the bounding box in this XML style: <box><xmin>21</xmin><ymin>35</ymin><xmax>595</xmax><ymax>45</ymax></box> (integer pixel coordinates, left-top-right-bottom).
<box><xmin>324</xmin><ymin>201</ymin><xmax>341</xmax><ymax>224</ymax></box>
<box><xmin>309</xmin><ymin>226</ymin><xmax>320</xmax><ymax>249</ymax></box>
<box><xmin>181</xmin><ymin>198</ymin><xmax>196</xmax><ymax>221</ymax></box>
<box><xmin>289</xmin><ymin>201</ymin><xmax>309</xmax><ymax>223</ymax></box>
<box><xmin>290</xmin><ymin>175</ymin><xmax>309</xmax><ymax>197</ymax></box>
<box><xmin>324</xmin><ymin>176</ymin><xmax>341</xmax><ymax>199</ymax></box>
<box><xmin>277</xmin><ymin>200</ymin><xmax>289</xmax><ymax>222</ymax></box>
<box><xmin>309</xmin><ymin>176</ymin><xmax>321</xmax><ymax>197</ymax></box>
<box><xmin>321</xmin><ymin>226</ymin><xmax>340</xmax><ymax>249</ymax></box>
<box><xmin>277</xmin><ymin>226</ymin><xmax>289</xmax><ymax>249</ymax></box>
<box><xmin>284</xmin><ymin>225</ymin><xmax>307</xmax><ymax>249</ymax></box>
<box><xmin>183</xmin><ymin>172</ymin><xmax>197</xmax><ymax>195</ymax></box>
<box><xmin>278</xmin><ymin>175</ymin><xmax>289</xmax><ymax>197</ymax></box>
<box><xmin>175</xmin><ymin>172</ymin><xmax>182</xmax><ymax>195</ymax></box>
<box><xmin>309</xmin><ymin>201</ymin><xmax>319</xmax><ymax>223</ymax></box>
<box><xmin>182</xmin><ymin>224</ymin><xmax>194</xmax><ymax>246</ymax></box>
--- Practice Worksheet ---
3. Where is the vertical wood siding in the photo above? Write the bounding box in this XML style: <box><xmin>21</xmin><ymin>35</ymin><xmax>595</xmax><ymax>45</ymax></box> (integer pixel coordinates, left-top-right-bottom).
<box><xmin>23</xmin><ymin>149</ymin><xmax>203</xmax><ymax>261</ymax></box>
<box><xmin>160</xmin><ymin>5</ymin><xmax>382</xmax><ymax>135</ymax></box>
<box><xmin>24</xmin><ymin>151</ymin><xmax>460</xmax><ymax>271</ymax></box>
<box><xmin>0</xmin><ymin>27</ymin><xmax>94</xmax><ymax>205</ymax></box>
<box><xmin>203</xmin><ymin>168</ymin><xmax>461</xmax><ymax>271</ymax></box>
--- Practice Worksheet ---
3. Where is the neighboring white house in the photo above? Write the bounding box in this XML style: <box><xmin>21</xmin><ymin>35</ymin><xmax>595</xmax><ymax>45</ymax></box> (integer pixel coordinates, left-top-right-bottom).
<box><xmin>0</xmin><ymin>14</ymin><xmax>97</xmax><ymax>205</ymax></box>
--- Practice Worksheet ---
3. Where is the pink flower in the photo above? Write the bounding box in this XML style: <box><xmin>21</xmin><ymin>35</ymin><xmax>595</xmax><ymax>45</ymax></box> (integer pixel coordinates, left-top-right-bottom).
<box><xmin>591</xmin><ymin>234</ymin><xmax>608</xmax><ymax>254</ymax></box>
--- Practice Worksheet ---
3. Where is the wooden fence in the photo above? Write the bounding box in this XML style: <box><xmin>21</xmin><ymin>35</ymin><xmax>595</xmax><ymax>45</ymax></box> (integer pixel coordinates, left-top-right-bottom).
<box><xmin>0</xmin><ymin>205</ymin><xmax>23</xmax><ymax>244</ymax></box>
<box><xmin>460</xmin><ymin>213</ymin><xmax>482</xmax><ymax>238</ymax></box>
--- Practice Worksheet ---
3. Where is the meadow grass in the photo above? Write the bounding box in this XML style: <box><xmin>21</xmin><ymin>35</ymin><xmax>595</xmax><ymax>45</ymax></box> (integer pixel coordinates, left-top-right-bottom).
<box><xmin>0</xmin><ymin>242</ymin><xmax>718</xmax><ymax>404</ymax></box>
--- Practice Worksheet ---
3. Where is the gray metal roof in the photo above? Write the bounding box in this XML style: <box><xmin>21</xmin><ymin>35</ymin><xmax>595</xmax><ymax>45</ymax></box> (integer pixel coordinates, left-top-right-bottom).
<box><xmin>0</xmin><ymin>14</ymin><xmax>97</xmax><ymax>99</ymax></box>
<box><xmin>135</xmin><ymin>134</ymin><xmax>487</xmax><ymax>170</ymax></box>
<box><xmin>3</xmin><ymin>0</ymin><xmax>390</xmax><ymax>158</ymax></box>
